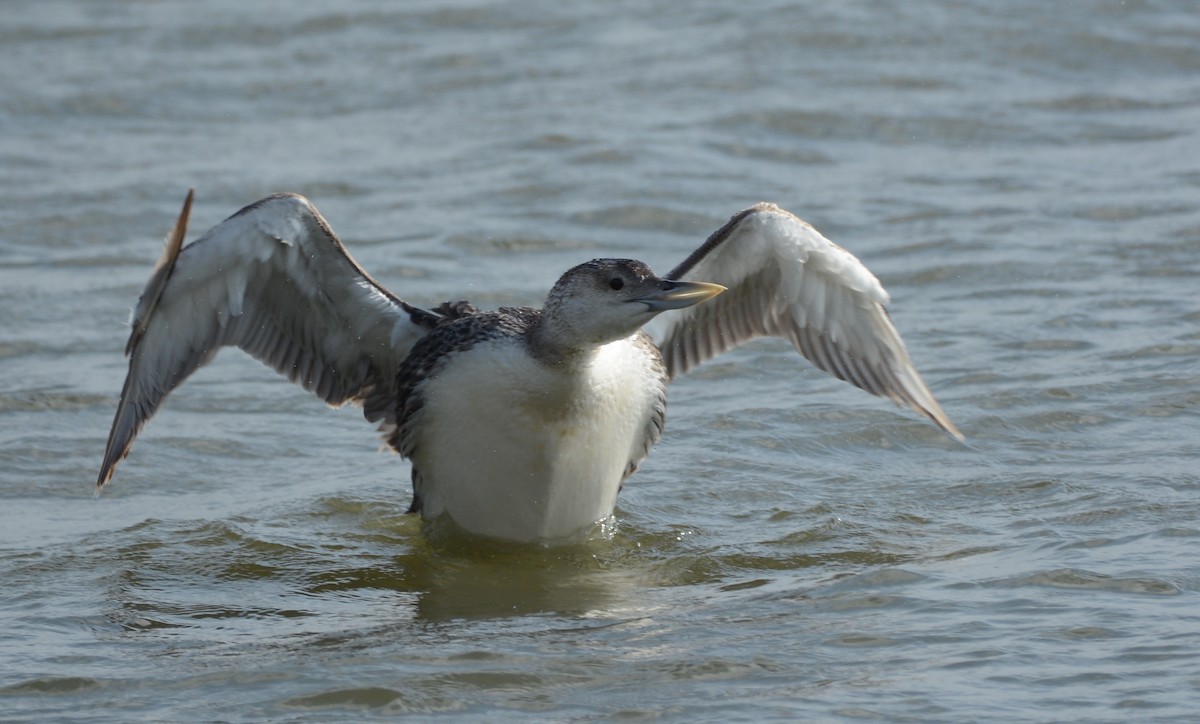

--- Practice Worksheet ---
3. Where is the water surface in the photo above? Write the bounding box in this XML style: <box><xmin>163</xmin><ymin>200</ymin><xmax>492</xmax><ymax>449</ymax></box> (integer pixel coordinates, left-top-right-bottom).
<box><xmin>2</xmin><ymin>1</ymin><xmax>1199</xmax><ymax>720</ymax></box>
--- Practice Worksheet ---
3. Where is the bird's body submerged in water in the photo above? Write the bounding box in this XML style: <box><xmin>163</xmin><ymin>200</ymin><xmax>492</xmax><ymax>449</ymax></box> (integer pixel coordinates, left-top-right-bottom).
<box><xmin>97</xmin><ymin>190</ymin><xmax>961</xmax><ymax>543</ymax></box>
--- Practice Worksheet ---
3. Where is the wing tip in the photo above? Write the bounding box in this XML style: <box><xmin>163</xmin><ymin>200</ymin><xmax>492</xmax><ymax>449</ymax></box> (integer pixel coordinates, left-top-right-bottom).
<box><xmin>927</xmin><ymin>408</ymin><xmax>966</xmax><ymax>443</ymax></box>
<box><xmin>905</xmin><ymin>389</ymin><xmax>964</xmax><ymax>443</ymax></box>
<box><xmin>94</xmin><ymin>443</ymin><xmax>125</xmax><ymax>495</ymax></box>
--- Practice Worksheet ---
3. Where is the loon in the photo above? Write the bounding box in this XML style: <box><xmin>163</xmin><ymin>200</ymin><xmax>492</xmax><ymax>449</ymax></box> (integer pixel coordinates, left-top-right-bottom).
<box><xmin>96</xmin><ymin>190</ymin><xmax>961</xmax><ymax>542</ymax></box>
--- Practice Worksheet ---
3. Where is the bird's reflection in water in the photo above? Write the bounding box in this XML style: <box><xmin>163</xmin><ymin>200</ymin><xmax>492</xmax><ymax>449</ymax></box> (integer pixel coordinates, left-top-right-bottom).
<box><xmin>307</xmin><ymin>516</ymin><xmax>646</xmax><ymax>622</ymax></box>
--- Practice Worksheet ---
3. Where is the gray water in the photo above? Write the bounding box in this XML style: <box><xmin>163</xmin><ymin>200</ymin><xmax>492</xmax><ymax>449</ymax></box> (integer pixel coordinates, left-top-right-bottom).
<box><xmin>3</xmin><ymin>0</ymin><xmax>1199</xmax><ymax>720</ymax></box>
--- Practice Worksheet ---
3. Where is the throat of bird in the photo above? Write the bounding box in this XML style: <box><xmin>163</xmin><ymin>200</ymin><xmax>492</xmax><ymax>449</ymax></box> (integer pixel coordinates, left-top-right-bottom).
<box><xmin>526</xmin><ymin>323</ymin><xmax>602</xmax><ymax>369</ymax></box>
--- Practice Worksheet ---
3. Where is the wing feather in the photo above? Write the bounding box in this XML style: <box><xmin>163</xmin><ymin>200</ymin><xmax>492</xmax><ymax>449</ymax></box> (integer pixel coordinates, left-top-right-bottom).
<box><xmin>655</xmin><ymin>203</ymin><xmax>962</xmax><ymax>440</ymax></box>
<box><xmin>97</xmin><ymin>191</ymin><xmax>437</xmax><ymax>489</ymax></box>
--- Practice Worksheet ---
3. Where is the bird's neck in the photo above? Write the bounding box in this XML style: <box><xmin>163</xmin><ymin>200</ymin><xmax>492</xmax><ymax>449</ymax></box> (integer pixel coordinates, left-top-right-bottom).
<box><xmin>525</xmin><ymin>315</ymin><xmax>599</xmax><ymax>370</ymax></box>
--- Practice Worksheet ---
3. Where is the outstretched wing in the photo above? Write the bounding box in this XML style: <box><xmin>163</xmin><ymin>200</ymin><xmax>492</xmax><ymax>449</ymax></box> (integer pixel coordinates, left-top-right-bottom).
<box><xmin>654</xmin><ymin>202</ymin><xmax>962</xmax><ymax>440</ymax></box>
<box><xmin>97</xmin><ymin>190</ymin><xmax>439</xmax><ymax>489</ymax></box>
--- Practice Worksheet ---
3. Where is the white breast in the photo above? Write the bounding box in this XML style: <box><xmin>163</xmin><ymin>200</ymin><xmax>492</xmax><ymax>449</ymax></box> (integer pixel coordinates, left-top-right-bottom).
<box><xmin>409</xmin><ymin>334</ymin><xmax>663</xmax><ymax>542</ymax></box>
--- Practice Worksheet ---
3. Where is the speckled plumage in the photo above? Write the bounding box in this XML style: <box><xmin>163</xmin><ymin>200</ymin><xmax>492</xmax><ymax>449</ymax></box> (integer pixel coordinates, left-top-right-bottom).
<box><xmin>391</xmin><ymin>305</ymin><xmax>669</xmax><ymax>534</ymax></box>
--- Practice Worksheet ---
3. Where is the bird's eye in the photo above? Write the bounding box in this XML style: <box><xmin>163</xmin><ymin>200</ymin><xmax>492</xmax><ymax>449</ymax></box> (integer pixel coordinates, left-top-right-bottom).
<box><xmin>609</xmin><ymin>277</ymin><xmax>625</xmax><ymax>291</ymax></box>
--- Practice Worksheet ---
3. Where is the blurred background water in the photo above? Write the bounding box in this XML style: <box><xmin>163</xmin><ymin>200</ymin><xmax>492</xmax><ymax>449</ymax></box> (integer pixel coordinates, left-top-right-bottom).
<box><xmin>2</xmin><ymin>0</ymin><xmax>1199</xmax><ymax>720</ymax></box>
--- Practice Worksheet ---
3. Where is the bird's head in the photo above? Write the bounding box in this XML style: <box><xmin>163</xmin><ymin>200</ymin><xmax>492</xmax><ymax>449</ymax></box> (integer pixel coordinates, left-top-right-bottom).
<box><xmin>538</xmin><ymin>258</ymin><xmax>725</xmax><ymax>352</ymax></box>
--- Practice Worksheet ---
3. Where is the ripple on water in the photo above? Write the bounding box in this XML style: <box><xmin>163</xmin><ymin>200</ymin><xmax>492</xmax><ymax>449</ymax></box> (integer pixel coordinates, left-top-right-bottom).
<box><xmin>0</xmin><ymin>387</ymin><xmax>110</xmax><ymax>412</ymax></box>
<box><xmin>986</xmin><ymin>568</ymin><xmax>1180</xmax><ymax>596</ymax></box>
<box><xmin>282</xmin><ymin>686</ymin><xmax>467</xmax><ymax>715</ymax></box>
<box><xmin>569</xmin><ymin>204</ymin><xmax>719</xmax><ymax>234</ymax></box>
<box><xmin>1021</xmin><ymin>93</ymin><xmax>1185</xmax><ymax>113</ymax></box>
<box><xmin>0</xmin><ymin>676</ymin><xmax>104</xmax><ymax>695</ymax></box>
